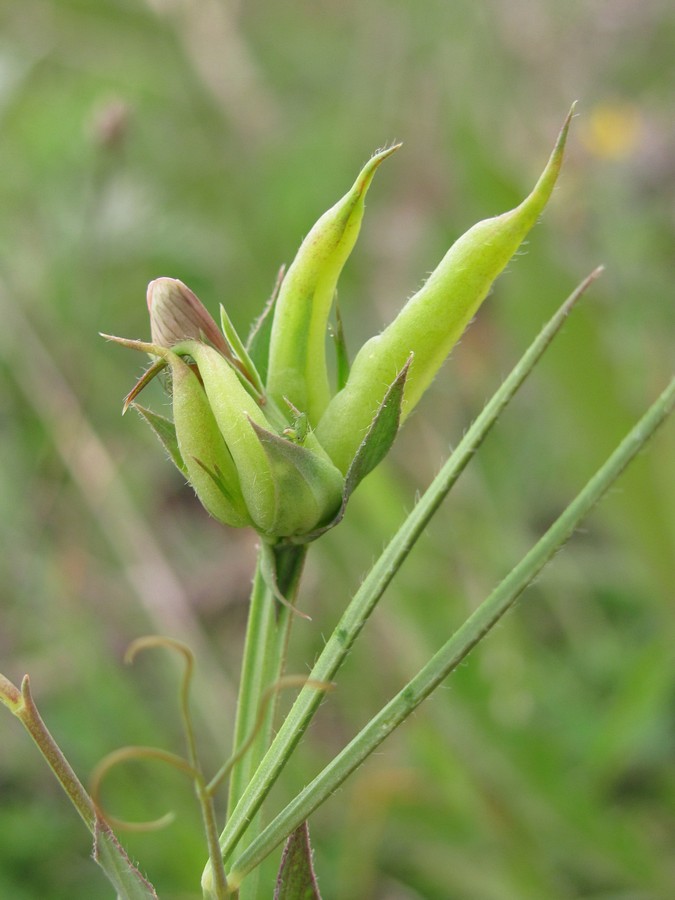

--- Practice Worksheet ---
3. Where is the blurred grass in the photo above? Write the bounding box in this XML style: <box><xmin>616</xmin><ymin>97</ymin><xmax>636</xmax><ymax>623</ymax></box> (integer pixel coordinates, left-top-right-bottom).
<box><xmin>1</xmin><ymin>1</ymin><xmax>673</xmax><ymax>897</ymax></box>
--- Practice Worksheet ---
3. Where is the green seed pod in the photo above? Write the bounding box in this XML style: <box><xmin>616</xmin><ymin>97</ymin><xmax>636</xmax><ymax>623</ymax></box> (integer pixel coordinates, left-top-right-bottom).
<box><xmin>180</xmin><ymin>341</ymin><xmax>278</xmax><ymax>534</ymax></box>
<box><xmin>266</xmin><ymin>144</ymin><xmax>400</xmax><ymax>426</ymax></box>
<box><xmin>181</xmin><ymin>341</ymin><xmax>343</xmax><ymax>537</ymax></box>
<box><xmin>168</xmin><ymin>351</ymin><xmax>251</xmax><ymax>528</ymax></box>
<box><xmin>316</xmin><ymin>110</ymin><xmax>574</xmax><ymax>473</ymax></box>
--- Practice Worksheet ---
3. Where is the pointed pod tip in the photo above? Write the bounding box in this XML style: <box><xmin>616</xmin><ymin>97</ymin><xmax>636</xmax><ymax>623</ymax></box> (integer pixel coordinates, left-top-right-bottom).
<box><xmin>554</xmin><ymin>102</ymin><xmax>578</xmax><ymax>159</ymax></box>
<box><xmin>354</xmin><ymin>142</ymin><xmax>402</xmax><ymax>197</ymax></box>
<box><xmin>519</xmin><ymin>106</ymin><xmax>577</xmax><ymax>214</ymax></box>
<box><xmin>368</xmin><ymin>142</ymin><xmax>402</xmax><ymax>171</ymax></box>
<box><xmin>373</xmin><ymin>141</ymin><xmax>403</xmax><ymax>160</ymax></box>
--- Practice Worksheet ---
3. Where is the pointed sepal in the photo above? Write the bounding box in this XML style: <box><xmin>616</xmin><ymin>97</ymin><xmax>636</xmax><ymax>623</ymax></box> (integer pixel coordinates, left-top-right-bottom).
<box><xmin>343</xmin><ymin>355</ymin><xmax>410</xmax><ymax>491</ymax></box>
<box><xmin>274</xmin><ymin>821</ymin><xmax>322</xmax><ymax>900</ymax></box>
<box><xmin>123</xmin><ymin>358</ymin><xmax>168</xmax><ymax>412</ymax></box>
<box><xmin>303</xmin><ymin>358</ymin><xmax>409</xmax><ymax>540</ymax></box>
<box><xmin>246</xmin><ymin>265</ymin><xmax>285</xmax><ymax>383</ymax></box>
<box><xmin>259</xmin><ymin>540</ymin><xmax>311</xmax><ymax>619</ymax></box>
<box><xmin>249</xmin><ymin>421</ymin><xmax>344</xmax><ymax>538</ymax></box>
<box><xmin>131</xmin><ymin>403</ymin><xmax>187</xmax><ymax>475</ymax></box>
<box><xmin>219</xmin><ymin>303</ymin><xmax>265</xmax><ymax>397</ymax></box>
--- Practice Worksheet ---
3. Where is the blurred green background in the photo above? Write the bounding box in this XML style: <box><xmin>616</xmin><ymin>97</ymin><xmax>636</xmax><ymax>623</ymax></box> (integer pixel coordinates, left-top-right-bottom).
<box><xmin>1</xmin><ymin>1</ymin><xmax>674</xmax><ymax>898</ymax></box>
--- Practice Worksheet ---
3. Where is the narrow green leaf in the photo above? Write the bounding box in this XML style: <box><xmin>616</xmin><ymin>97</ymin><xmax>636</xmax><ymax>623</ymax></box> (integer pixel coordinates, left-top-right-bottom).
<box><xmin>1</xmin><ymin>674</ymin><xmax>159</xmax><ymax>899</ymax></box>
<box><xmin>343</xmin><ymin>355</ymin><xmax>410</xmax><ymax>493</ymax></box>
<box><xmin>273</xmin><ymin>821</ymin><xmax>322</xmax><ymax>900</ymax></box>
<box><xmin>220</xmin><ymin>303</ymin><xmax>265</xmax><ymax>396</ymax></box>
<box><xmin>216</xmin><ymin>272</ymin><xmax>600</xmax><ymax>869</ymax></box>
<box><xmin>202</xmin><ymin>546</ymin><xmax>307</xmax><ymax>899</ymax></box>
<box><xmin>232</xmin><ymin>378</ymin><xmax>675</xmax><ymax>884</ymax></box>
<box><xmin>247</xmin><ymin>265</ymin><xmax>285</xmax><ymax>382</ymax></box>
<box><xmin>229</xmin><ymin>373</ymin><xmax>675</xmax><ymax>884</ymax></box>
<box><xmin>94</xmin><ymin>820</ymin><xmax>159</xmax><ymax>900</ymax></box>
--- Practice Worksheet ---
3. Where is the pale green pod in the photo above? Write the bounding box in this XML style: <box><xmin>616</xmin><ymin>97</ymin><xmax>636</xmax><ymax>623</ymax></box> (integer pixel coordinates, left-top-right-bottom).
<box><xmin>185</xmin><ymin>341</ymin><xmax>344</xmax><ymax>537</ymax></box>
<box><xmin>266</xmin><ymin>144</ymin><xmax>400</xmax><ymax>426</ymax></box>
<box><xmin>168</xmin><ymin>352</ymin><xmax>251</xmax><ymax>528</ymax></box>
<box><xmin>316</xmin><ymin>110</ymin><xmax>574</xmax><ymax>473</ymax></box>
<box><xmin>179</xmin><ymin>341</ymin><xmax>278</xmax><ymax>534</ymax></box>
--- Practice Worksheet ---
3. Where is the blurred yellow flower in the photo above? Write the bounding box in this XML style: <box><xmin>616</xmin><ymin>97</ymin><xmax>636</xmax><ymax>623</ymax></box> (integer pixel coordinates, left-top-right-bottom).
<box><xmin>582</xmin><ymin>103</ymin><xmax>642</xmax><ymax>160</ymax></box>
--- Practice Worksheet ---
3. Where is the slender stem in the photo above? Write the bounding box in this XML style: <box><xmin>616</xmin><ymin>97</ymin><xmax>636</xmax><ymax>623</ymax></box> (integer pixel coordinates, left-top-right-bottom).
<box><xmin>124</xmin><ymin>637</ymin><xmax>230</xmax><ymax>897</ymax></box>
<box><xmin>196</xmin><ymin>772</ymin><xmax>230</xmax><ymax>899</ymax></box>
<box><xmin>2</xmin><ymin>674</ymin><xmax>160</xmax><ymax>897</ymax></box>
<box><xmin>15</xmin><ymin>675</ymin><xmax>97</xmax><ymax>832</ymax></box>
<box><xmin>215</xmin><ymin>273</ymin><xmax>600</xmax><ymax>866</ymax></box>
<box><xmin>226</xmin><ymin>544</ymin><xmax>306</xmax><ymax>818</ymax></box>
<box><xmin>225</xmin><ymin>558</ymin><xmax>277</xmax><ymax>819</ymax></box>
<box><xmin>227</xmin><ymin>374</ymin><xmax>675</xmax><ymax>885</ymax></box>
<box><xmin>203</xmin><ymin>543</ymin><xmax>305</xmax><ymax>898</ymax></box>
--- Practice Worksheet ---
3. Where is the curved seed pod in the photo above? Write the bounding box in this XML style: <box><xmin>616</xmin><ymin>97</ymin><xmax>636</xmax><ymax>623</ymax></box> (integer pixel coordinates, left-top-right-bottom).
<box><xmin>316</xmin><ymin>109</ymin><xmax>574</xmax><ymax>473</ymax></box>
<box><xmin>102</xmin><ymin>332</ymin><xmax>249</xmax><ymax>526</ymax></box>
<box><xmin>186</xmin><ymin>341</ymin><xmax>344</xmax><ymax>538</ymax></box>
<box><xmin>179</xmin><ymin>341</ymin><xmax>279</xmax><ymax>534</ymax></box>
<box><xmin>266</xmin><ymin>144</ymin><xmax>400</xmax><ymax>426</ymax></box>
<box><xmin>168</xmin><ymin>352</ymin><xmax>251</xmax><ymax>528</ymax></box>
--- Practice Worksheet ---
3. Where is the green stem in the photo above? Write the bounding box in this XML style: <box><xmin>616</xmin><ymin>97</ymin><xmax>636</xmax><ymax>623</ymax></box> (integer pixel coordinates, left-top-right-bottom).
<box><xmin>226</xmin><ymin>544</ymin><xmax>306</xmax><ymax>818</ymax></box>
<box><xmin>1</xmin><ymin>675</ymin><xmax>158</xmax><ymax>899</ymax></box>
<box><xmin>196</xmin><ymin>771</ymin><xmax>230</xmax><ymax>900</ymax></box>
<box><xmin>13</xmin><ymin>675</ymin><xmax>97</xmax><ymax>831</ymax></box>
<box><xmin>215</xmin><ymin>273</ymin><xmax>599</xmax><ymax>867</ymax></box>
<box><xmin>209</xmin><ymin>542</ymin><xmax>305</xmax><ymax>898</ymax></box>
<box><xmin>227</xmin><ymin>374</ymin><xmax>675</xmax><ymax>885</ymax></box>
<box><xmin>225</xmin><ymin>560</ymin><xmax>276</xmax><ymax>819</ymax></box>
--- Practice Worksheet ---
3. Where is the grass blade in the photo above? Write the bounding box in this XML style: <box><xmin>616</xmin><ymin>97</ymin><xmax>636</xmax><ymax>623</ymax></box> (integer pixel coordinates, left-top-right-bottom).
<box><xmin>213</xmin><ymin>270</ymin><xmax>602</xmax><ymax>865</ymax></box>
<box><xmin>228</xmin><ymin>373</ymin><xmax>675</xmax><ymax>884</ymax></box>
